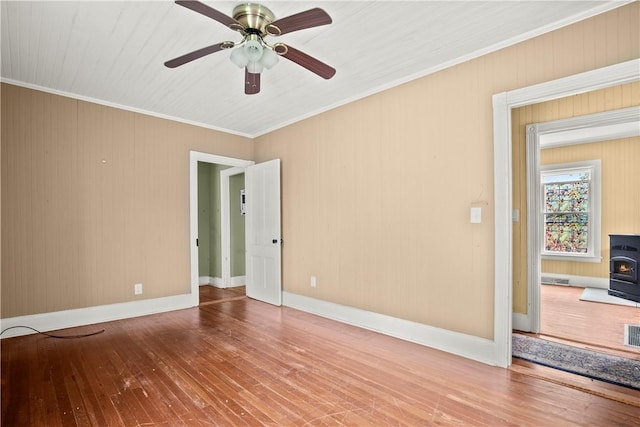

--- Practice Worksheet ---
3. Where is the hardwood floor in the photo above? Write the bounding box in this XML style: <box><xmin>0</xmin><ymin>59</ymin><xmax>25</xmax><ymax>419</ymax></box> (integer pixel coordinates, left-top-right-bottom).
<box><xmin>539</xmin><ymin>284</ymin><xmax>640</xmax><ymax>358</ymax></box>
<box><xmin>3</xmin><ymin>297</ymin><xmax>640</xmax><ymax>426</ymax></box>
<box><xmin>199</xmin><ymin>285</ymin><xmax>246</xmax><ymax>306</ymax></box>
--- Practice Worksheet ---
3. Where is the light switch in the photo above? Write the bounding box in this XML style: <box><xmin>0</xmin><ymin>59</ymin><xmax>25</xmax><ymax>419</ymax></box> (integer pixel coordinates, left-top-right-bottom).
<box><xmin>470</xmin><ymin>207</ymin><xmax>482</xmax><ymax>224</ymax></box>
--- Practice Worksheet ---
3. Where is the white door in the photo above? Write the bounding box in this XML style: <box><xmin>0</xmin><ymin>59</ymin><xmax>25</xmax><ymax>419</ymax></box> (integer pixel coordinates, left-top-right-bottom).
<box><xmin>245</xmin><ymin>159</ymin><xmax>281</xmax><ymax>305</ymax></box>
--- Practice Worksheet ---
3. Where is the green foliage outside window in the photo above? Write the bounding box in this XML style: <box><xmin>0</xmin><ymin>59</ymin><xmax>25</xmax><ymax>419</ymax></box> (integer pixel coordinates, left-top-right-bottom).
<box><xmin>542</xmin><ymin>172</ymin><xmax>590</xmax><ymax>254</ymax></box>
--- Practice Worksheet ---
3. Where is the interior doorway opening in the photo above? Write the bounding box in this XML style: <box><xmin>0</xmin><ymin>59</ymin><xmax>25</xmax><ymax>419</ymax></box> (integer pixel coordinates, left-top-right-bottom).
<box><xmin>492</xmin><ymin>58</ymin><xmax>639</xmax><ymax>368</ymax></box>
<box><xmin>189</xmin><ymin>152</ymin><xmax>282</xmax><ymax>308</ymax></box>
<box><xmin>197</xmin><ymin>163</ymin><xmax>247</xmax><ymax>289</ymax></box>
<box><xmin>189</xmin><ymin>152</ymin><xmax>253</xmax><ymax>306</ymax></box>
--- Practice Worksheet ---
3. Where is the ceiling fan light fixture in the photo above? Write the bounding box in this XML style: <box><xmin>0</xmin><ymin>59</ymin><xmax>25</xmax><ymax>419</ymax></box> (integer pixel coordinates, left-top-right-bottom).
<box><xmin>247</xmin><ymin>60</ymin><xmax>264</xmax><ymax>74</ymax></box>
<box><xmin>230</xmin><ymin>47</ymin><xmax>249</xmax><ymax>68</ymax></box>
<box><xmin>243</xmin><ymin>36</ymin><xmax>264</xmax><ymax>62</ymax></box>
<box><xmin>260</xmin><ymin>48</ymin><xmax>279</xmax><ymax>69</ymax></box>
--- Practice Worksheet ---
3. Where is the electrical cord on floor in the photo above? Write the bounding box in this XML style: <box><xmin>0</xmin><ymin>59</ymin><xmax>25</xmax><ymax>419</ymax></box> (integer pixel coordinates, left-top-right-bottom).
<box><xmin>0</xmin><ymin>325</ymin><xmax>105</xmax><ymax>339</ymax></box>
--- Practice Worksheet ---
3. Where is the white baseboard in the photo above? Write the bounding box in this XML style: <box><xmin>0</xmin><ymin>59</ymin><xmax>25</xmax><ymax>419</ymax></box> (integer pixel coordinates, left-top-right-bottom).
<box><xmin>282</xmin><ymin>291</ymin><xmax>500</xmax><ymax>366</ymax></box>
<box><xmin>199</xmin><ymin>276</ymin><xmax>224</xmax><ymax>287</ymax></box>
<box><xmin>541</xmin><ymin>273</ymin><xmax>608</xmax><ymax>289</ymax></box>
<box><xmin>200</xmin><ymin>276</ymin><xmax>244</xmax><ymax>288</ymax></box>
<box><xmin>229</xmin><ymin>276</ymin><xmax>246</xmax><ymax>287</ymax></box>
<box><xmin>0</xmin><ymin>293</ymin><xmax>195</xmax><ymax>339</ymax></box>
<box><xmin>199</xmin><ymin>276</ymin><xmax>213</xmax><ymax>285</ymax></box>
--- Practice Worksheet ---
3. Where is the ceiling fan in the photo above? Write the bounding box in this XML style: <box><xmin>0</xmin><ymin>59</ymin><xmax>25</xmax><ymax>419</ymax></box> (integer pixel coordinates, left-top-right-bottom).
<box><xmin>164</xmin><ymin>0</ymin><xmax>336</xmax><ymax>95</ymax></box>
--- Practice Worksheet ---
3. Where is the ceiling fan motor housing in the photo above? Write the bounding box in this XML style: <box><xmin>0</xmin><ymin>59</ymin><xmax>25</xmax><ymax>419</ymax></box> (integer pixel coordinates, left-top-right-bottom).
<box><xmin>232</xmin><ymin>3</ymin><xmax>277</xmax><ymax>35</ymax></box>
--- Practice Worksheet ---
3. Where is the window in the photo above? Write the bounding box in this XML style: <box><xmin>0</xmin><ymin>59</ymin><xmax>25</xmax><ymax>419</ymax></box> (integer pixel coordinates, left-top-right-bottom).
<box><xmin>540</xmin><ymin>160</ymin><xmax>601</xmax><ymax>261</ymax></box>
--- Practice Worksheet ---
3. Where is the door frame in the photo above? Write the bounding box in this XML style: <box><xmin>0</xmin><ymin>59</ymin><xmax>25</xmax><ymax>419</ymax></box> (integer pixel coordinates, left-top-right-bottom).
<box><xmin>492</xmin><ymin>58</ymin><xmax>639</xmax><ymax>367</ymax></box>
<box><xmin>521</xmin><ymin>106</ymin><xmax>640</xmax><ymax>333</ymax></box>
<box><xmin>189</xmin><ymin>151</ymin><xmax>253</xmax><ymax>306</ymax></box>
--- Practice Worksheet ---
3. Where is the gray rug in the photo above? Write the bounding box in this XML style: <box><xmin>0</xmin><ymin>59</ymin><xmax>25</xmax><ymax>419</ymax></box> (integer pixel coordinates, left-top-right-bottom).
<box><xmin>512</xmin><ymin>334</ymin><xmax>640</xmax><ymax>390</ymax></box>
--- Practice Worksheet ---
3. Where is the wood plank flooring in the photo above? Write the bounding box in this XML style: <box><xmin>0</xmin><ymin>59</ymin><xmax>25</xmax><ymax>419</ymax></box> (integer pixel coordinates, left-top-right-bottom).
<box><xmin>3</xmin><ymin>296</ymin><xmax>640</xmax><ymax>426</ymax></box>
<box><xmin>199</xmin><ymin>285</ymin><xmax>246</xmax><ymax>306</ymax></box>
<box><xmin>539</xmin><ymin>284</ymin><xmax>640</xmax><ymax>358</ymax></box>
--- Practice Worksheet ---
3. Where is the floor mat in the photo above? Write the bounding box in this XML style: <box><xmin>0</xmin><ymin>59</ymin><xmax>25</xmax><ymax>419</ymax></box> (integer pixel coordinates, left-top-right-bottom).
<box><xmin>512</xmin><ymin>334</ymin><xmax>640</xmax><ymax>390</ymax></box>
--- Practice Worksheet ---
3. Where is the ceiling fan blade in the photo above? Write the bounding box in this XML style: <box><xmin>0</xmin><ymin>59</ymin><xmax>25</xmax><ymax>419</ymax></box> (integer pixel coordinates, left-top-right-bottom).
<box><xmin>266</xmin><ymin>8</ymin><xmax>332</xmax><ymax>36</ymax></box>
<box><xmin>175</xmin><ymin>0</ymin><xmax>242</xmax><ymax>30</ymax></box>
<box><xmin>164</xmin><ymin>42</ymin><xmax>226</xmax><ymax>68</ymax></box>
<box><xmin>245</xmin><ymin>69</ymin><xmax>261</xmax><ymax>95</ymax></box>
<box><xmin>279</xmin><ymin>45</ymin><xmax>336</xmax><ymax>80</ymax></box>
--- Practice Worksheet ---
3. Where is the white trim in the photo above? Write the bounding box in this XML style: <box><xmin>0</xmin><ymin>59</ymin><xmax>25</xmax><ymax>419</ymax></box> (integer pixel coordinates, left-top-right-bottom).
<box><xmin>512</xmin><ymin>313</ymin><xmax>530</xmax><ymax>332</ymax></box>
<box><xmin>0</xmin><ymin>294</ymin><xmax>193</xmax><ymax>339</ymax></box>
<box><xmin>199</xmin><ymin>276</ymin><xmax>224</xmax><ymax>286</ymax></box>
<box><xmin>229</xmin><ymin>276</ymin><xmax>246</xmax><ymax>287</ymax></box>
<box><xmin>199</xmin><ymin>276</ymin><xmax>212</xmax><ymax>285</ymax></box>
<box><xmin>540</xmin><ymin>274</ymin><xmax>609</xmax><ymax>289</ymax></box>
<box><xmin>503</xmin><ymin>60</ymin><xmax>640</xmax><ymax>107</ymax></box>
<box><xmin>525</xmin><ymin>124</ymin><xmax>542</xmax><ymax>333</ymax></box>
<box><xmin>283</xmin><ymin>292</ymin><xmax>499</xmax><ymax>366</ymax></box>
<box><xmin>199</xmin><ymin>276</ymin><xmax>243</xmax><ymax>288</ymax></box>
<box><xmin>493</xmin><ymin>92</ymin><xmax>513</xmax><ymax>367</ymax></box>
<box><xmin>539</xmin><ymin>105</ymin><xmax>640</xmax><ymax>148</ymax></box>
<box><xmin>493</xmin><ymin>58</ymin><xmax>640</xmax><ymax>364</ymax></box>
<box><xmin>190</xmin><ymin>151</ymin><xmax>253</xmax><ymax>306</ymax></box>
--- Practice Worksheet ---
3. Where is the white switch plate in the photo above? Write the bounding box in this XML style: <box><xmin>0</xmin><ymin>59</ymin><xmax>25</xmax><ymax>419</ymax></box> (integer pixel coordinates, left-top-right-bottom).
<box><xmin>310</xmin><ymin>276</ymin><xmax>317</xmax><ymax>288</ymax></box>
<box><xmin>134</xmin><ymin>283</ymin><xmax>143</xmax><ymax>295</ymax></box>
<box><xmin>470</xmin><ymin>207</ymin><xmax>482</xmax><ymax>224</ymax></box>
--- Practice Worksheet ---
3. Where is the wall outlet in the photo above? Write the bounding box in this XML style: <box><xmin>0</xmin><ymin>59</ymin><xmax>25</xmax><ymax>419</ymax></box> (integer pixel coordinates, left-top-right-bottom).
<box><xmin>134</xmin><ymin>283</ymin><xmax>143</xmax><ymax>295</ymax></box>
<box><xmin>310</xmin><ymin>276</ymin><xmax>317</xmax><ymax>288</ymax></box>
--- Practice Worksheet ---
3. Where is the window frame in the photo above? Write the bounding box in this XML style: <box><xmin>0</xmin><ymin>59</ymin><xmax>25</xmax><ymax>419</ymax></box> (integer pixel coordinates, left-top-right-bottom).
<box><xmin>540</xmin><ymin>160</ymin><xmax>601</xmax><ymax>262</ymax></box>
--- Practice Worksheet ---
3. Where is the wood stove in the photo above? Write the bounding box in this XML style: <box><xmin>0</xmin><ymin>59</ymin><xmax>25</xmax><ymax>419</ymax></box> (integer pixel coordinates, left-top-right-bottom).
<box><xmin>609</xmin><ymin>234</ymin><xmax>640</xmax><ymax>303</ymax></box>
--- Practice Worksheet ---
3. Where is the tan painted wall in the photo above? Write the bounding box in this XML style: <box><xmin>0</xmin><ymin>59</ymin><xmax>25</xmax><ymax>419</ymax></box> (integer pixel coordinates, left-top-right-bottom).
<box><xmin>254</xmin><ymin>3</ymin><xmax>639</xmax><ymax>339</ymax></box>
<box><xmin>1</xmin><ymin>84</ymin><xmax>253</xmax><ymax>318</ymax></box>
<box><xmin>511</xmin><ymin>82</ymin><xmax>640</xmax><ymax>314</ymax></box>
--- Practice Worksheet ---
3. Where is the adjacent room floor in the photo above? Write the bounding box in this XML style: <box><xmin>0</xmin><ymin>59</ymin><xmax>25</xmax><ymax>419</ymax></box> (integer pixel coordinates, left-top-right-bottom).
<box><xmin>539</xmin><ymin>284</ymin><xmax>640</xmax><ymax>359</ymax></box>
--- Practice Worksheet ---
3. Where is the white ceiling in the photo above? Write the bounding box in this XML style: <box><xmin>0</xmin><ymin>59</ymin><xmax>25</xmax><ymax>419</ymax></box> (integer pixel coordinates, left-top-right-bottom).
<box><xmin>1</xmin><ymin>1</ymin><xmax>629</xmax><ymax>137</ymax></box>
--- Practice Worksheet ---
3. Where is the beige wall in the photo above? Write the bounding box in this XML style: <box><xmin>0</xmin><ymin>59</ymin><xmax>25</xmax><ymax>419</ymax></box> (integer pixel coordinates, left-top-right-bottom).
<box><xmin>1</xmin><ymin>84</ymin><xmax>253</xmax><ymax>318</ymax></box>
<box><xmin>255</xmin><ymin>3</ymin><xmax>639</xmax><ymax>339</ymax></box>
<box><xmin>511</xmin><ymin>82</ymin><xmax>640</xmax><ymax>314</ymax></box>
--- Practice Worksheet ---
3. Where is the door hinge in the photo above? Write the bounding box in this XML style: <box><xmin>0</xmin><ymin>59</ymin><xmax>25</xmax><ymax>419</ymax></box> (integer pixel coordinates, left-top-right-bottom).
<box><xmin>196</xmin><ymin>238</ymin><xmax>199</xmax><ymax>247</ymax></box>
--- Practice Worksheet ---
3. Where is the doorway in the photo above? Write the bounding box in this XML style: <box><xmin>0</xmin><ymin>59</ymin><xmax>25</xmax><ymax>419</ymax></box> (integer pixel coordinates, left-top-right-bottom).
<box><xmin>520</xmin><ymin>106</ymin><xmax>639</xmax><ymax>335</ymax></box>
<box><xmin>189</xmin><ymin>151</ymin><xmax>283</xmax><ymax>307</ymax></box>
<box><xmin>197</xmin><ymin>163</ymin><xmax>247</xmax><ymax>289</ymax></box>
<box><xmin>492</xmin><ymin>58</ymin><xmax>639</xmax><ymax>368</ymax></box>
<box><xmin>189</xmin><ymin>152</ymin><xmax>253</xmax><ymax>306</ymax></box>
